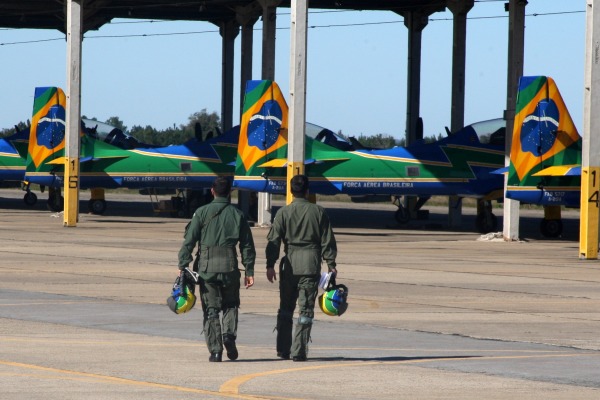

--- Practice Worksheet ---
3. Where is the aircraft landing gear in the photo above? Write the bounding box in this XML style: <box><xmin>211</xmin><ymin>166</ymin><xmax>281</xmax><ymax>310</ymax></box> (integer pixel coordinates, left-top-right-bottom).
<box><xmin>475</xmin><ymin>199</ymin><xmax>498</xmax><ymax>233</ymax></box>
<box><xmin>23</xmin><ymin>190</ymin><xmax>37</xmax><ymax>206</ymax></box>
<box><xmin>394</xmin><ymin>203</ymin><xmax>409</xmax><ymax>224</ymax></box>
<box><xmin>540</xmin><ymin>218</ymin><xmax>563</xmax><ymax>238</ymax></box>
<box><xmin>540</xmin><ymin>206</ymin><xmax>563</xmax><ymax>238</ymax></box>
<box><xmin>88</xmin><ymin>199</ymin><xmax>107</xmax><ymax>215</ymax></box>
<box><xmin>88</xmin><ymin>188</ymin><xmax>106</xmax><ymax>215</ymax></box>
<box><xmin>392</xmin><ymin>195</ymin><xmax>430</xmax><ymax>225</ymax></box>
<box><xmin>47</xmin><ymin>187</ymin><xmax>64</xmax><ymax>212</ymax></box>
<box><xmin>21</xmin><ymin>182</ymin><xmax>38</xmax><ymax>206</ymax></box>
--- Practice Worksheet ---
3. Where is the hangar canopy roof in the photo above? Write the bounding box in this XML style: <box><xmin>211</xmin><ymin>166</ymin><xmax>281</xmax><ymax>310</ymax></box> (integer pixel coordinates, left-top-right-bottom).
<box><xmin>0</xmin><ymin>1</ymin><xmax>447</xmax><ymax>33</ymax></box>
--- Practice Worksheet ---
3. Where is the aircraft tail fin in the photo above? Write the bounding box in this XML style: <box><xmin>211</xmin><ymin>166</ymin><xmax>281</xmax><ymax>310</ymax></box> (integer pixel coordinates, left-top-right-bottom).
<box><xmin>234</xmin><ymin>80</ymin><xmax>289</xmax><ymax>190</ymax></box>
<box><xmin>26</xmin><ymin>87</ymin><xmax>67</xmax><ymax>173</ymax></box>
<box><xmin>507</xmin><ymin>76</ymin><xmax>581</xmax><ymax>187</ymax></box>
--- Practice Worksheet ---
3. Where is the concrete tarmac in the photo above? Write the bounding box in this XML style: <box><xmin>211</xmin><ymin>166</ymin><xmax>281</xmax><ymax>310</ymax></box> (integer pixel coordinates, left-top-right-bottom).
<box><xmin>1</xmin><ymin>189</ymin><xmax>599</xmax><ymax>399</ymax></box>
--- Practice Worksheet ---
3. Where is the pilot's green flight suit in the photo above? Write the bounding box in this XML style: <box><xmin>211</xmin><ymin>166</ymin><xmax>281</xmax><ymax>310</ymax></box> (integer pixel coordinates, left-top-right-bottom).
<box><xmin>266</xmin><ymin>197</ymin><xmax>337</xmax><ymax>358</ymax></box>
<box><xmin>179</xmin><ymin>197</ymin><xmax>255</xmax><ymax>355</ymax></box>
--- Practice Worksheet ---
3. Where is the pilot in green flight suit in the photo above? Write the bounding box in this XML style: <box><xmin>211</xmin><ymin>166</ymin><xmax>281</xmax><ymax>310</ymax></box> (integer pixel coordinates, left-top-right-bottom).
<box><xmin>266</xmin><ymin>174</ymin><xmax>337</xmax><ymax>361</ymax></box>
<box><xmin>178</xmin><ymin>176</ymin><xmax>256</xmax><ymax>362</ymax></box>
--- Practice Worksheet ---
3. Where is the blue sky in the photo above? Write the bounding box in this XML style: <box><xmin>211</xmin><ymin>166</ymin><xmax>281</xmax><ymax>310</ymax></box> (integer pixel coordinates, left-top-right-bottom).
<box><xmin>0</xmin><ymin>0</ymin><xmax>585</xmax><ymax>139</ymax></box>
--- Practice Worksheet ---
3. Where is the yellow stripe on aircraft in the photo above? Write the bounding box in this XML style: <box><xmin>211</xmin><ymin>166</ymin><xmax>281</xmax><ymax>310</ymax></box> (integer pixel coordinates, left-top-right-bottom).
<box><xmin>258</xmin><ymin>157</ymin><xmax>350</xmax><ymax>168</ymax></box>
<box><xmin>0</xmin><ymin>152</ymin><xmax>21</xmax><ymax>158</ymax></box>
<box><xmin>532</xmin><ymin>165</ymin><xmax>580</xmax><ymax>177</ymax></box>
<box><xmin>468</xmin><ymin>162</ymin><xmax>505</xmax><ymax>168</ymax></box>
<box><xmin>350</xmin><ymin>152</ymin><xmax>451</xmax><ymax>166</ymax></box>
<box><xmin>234</xmin><ymin>175</ymin><xmax>470</xmax><ymax>183</ymax></box>
<box><xmin>507</xmin><ymin>185</ymin><xmax>579</xmax><ymax>192</ymax></box>
<box><xmin>445</xmin><ymin>144</ymin><xmax>505</xmax><ymax>155</ymax></box>
<box><xmin>129</xmin><ymin>149</ymin><xmax>222</xmax><ymax>163</ymax></box>
<box><xmin>258</xmin><ymin>158</ymin><xmax>287</xmax><ymax>168</ymax></box>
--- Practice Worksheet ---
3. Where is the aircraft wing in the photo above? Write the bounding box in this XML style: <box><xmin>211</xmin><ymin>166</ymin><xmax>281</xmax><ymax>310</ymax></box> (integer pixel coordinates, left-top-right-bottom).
<box><xmin>532</xmin><ymin>165</ymin><xmax>581</xmax><ymax>177</ymax></box>
<box><xmin>491</xmin><ymin>166</ymin><xmax>508</xmax><ymax>175</ymax></box>
<box><xmin>258</xmin><ymin>157</ymin><xmax>349</xmax><ymax>168</ymax></box>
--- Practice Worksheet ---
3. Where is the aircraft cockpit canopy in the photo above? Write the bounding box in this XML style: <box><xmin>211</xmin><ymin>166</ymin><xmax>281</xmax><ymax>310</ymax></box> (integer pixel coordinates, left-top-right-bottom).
<box><xmin>466</xmin><ymin>118</ymin><xmax>506</xmax><ymax>146</ymax></box>
<box><xmin>305</xmin><ymin>122</ymin><xmax>354</xmax><ymax>151</ymax></box>
<box><xmin>82</xmin><ymin>118</ymin><xmax>147</xmax><ymax>149</ymax></box>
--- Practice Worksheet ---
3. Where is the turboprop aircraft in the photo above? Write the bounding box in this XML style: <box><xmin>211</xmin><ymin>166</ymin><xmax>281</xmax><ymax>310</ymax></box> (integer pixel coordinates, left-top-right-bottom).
<box><xmin>503</xmin><ymin>75</ymin><xmax>581</xmax><ymax>237</ymax></box>
<box><xmin>2</xmin><ymin>118</ymin><xmax>155</xmax><ymax>206</ymax></box>
<box><xmin>0</xmin><ymin>127</ymin><xmax>28</xmax><ymax>187</ymax></box>
<box><xmin>233</xmin><ymin>80</ymin><xmax>507</xmax><ymax>232</ymax></box>
<box><xmin>13</xmin><ymin>86</ymin><xmax>238</xmax><ymax>215</ymax></box>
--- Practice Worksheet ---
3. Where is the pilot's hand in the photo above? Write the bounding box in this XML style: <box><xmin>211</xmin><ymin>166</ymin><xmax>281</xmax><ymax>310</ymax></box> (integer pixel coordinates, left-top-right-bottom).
<box><xmin>245</xmin><ymin>276</ymin><xmax>254</xmax><ymax>289</ymax></box>
<box><xmin>329</xmin><ymin>268</ymin><xmax>337</xmax><ymax>278</ymax></box>
<box><xmin>267</xmin><ymin>267</ymin><xmax>277</xmax><ymax>283</ymax></box>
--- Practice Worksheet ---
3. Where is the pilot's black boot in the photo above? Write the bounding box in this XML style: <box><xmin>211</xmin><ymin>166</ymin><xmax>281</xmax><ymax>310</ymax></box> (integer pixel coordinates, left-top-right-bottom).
<box><xmin>276</xmin><ymin>310</ymin><xmax>293</xmax><ymax>360</ymax></box>
<box><xmin>223</xmin><ymin>334</ymin><xmax>238</xmax><ymax>361</ymax></box>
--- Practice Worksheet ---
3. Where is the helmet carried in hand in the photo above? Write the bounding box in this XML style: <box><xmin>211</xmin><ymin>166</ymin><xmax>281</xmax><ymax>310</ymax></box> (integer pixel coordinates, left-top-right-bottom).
<box><xmin>318</xmin><ymin>284</ymin><xmax>348</xmax><ymax>316</ymax></box>
<box><xmin>167</xmin><ymin>269</ymin><xmax>197</xmax><ymax>314</ymax></box>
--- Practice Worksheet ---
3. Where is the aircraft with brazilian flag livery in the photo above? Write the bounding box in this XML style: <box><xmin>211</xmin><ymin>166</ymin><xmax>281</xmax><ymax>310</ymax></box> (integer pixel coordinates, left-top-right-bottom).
<box><xmin>13</xmin><ymin>86</ymin><xmax>239</xmax><ymax>216</ymax></box>
<box><xmin>503</xmin><ymin>76</ymin><xmax>582</xmax><ymax>238</ymax></box>
<box><xmin>233</xmin><ymin>80</ymin><xmax>507</xmax><ymax>233</ymax></box>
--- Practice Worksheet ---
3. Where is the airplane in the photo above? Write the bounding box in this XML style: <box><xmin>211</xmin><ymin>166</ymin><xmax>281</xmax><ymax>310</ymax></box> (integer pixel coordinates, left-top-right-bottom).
<box><xmin>1</xmin><ymin>118</ymin><xmax>157</xmax><ymax>207</ymax></box>
<box><xmin>0</xmin><ymin>127</ymin><xmax>28</xmax><ymax>187</ymax></box>
<box><xmin>503</xmin><ymin>75</ymin><xmax>582</xmax><ymax>237</ymax></box>
<box><xmin>233</xmin><ymin>80</ymin><xmax>507</xmax><ymax>232</ymax></box>
<box><xmin>12</xmin><ymin>86</ymin><xmax>239</xmax><ymax>215</ymax></box>
<box><xmin>2</xmin><ymin>104</ymin><xmax>163</xmax><ymax>206</ymax></box>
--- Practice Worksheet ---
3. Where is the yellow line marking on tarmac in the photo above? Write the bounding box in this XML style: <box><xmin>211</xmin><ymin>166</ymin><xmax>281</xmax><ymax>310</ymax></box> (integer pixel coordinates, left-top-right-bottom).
<box><xmin>220</xmin><ymin>352</ymin><xmax>600</xmax><ymax>395</ymax></box>
<box><xmin>0</xmin><ymin>359</ymin><xmax>268</xmax><ymax>399</ymax></box>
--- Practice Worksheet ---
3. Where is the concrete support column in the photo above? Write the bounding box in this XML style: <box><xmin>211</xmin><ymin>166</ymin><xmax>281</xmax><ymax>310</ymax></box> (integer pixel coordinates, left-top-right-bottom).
<box><xmin>257</xmin><ymin>0</ymin><xmax>281</xmax><ymax>226</ymax></box>
<box><xmin>258</xmin><ymin>0</ymin><xmax>280</xmax><ymax>81</ymax></box>
<box><xmin>402</xmin><ymin>11</ymin><xmax>428</xmax><ymax>145</ymax></box>
<box><xmin>447</xmin><ymin>0</ymin><xmax>474</xmax><ymax>229</ymax></box>
<box><xmin>64</xmin><ymin>0</ymin><xmax>83</xmax><ymax>227</ymax></box>
<box><xmin>219</xmin><ymin>20</ymin><xmax>240</xmax><ymax>132</ymax></box>
<box><xmin>287</xmin><ymin>0</ymin><xmax>308</xmax><ymax>204</ymax></box>
<box><xmin>580</xmin><ymin>0</ymin><xmax>600</xmax><ymax>259</ymax></box>
<box><xmin>236</xmin><ymin>5</ymin><xmax>260</xmax><ymax>112</ymax></box>
<box><xmin>236</xmin><ymin>5</ymin><xmax>260</xmax><ymax>219</ymax></box>
<box><xmin>503</xmin><ymin>0</ymin><xmax>526</xmax><ymax>241</ymax></box>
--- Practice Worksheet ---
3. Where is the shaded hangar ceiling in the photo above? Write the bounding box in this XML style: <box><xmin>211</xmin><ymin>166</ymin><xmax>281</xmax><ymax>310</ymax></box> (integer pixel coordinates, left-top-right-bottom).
<box><xmin>0</xmin><ymin>1</ymin><xmax>447</xmax><ymax>32</ymax></box>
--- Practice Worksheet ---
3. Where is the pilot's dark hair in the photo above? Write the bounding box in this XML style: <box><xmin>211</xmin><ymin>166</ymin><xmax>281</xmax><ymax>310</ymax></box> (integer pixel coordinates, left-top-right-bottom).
<box><xmin>290</xmin><ymin>174</ymin><xmax>309</xmax><ymax>197</ymax></box>
<box><xmin>212</xmin><ymin>176</ymin><xmax>232</xmax><ymax>197</ymax></box>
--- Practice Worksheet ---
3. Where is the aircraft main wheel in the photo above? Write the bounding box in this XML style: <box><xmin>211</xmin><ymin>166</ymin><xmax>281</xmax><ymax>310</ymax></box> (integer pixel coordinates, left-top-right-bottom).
<box><xmin>394</xmin><ymin>206</ymin><xmax>410</xmax><ymax>224</ymax></box>
<box><xmin>23</xmin><ymin>192</ymin><xmax>37</xmax><ymax>206</ymax></box>
<box><xmin>475</xmin><ymin>212</ymin><xmax>498</xmax><ymax>233</ymax></box>
<box><xmin>47</xmin><ymin>195</ymin><xmax>64</xmax><ymax>212</ymax></box>
<box><xmin>540</xmin><ymin>219</ymin><xmax>562</xmax><ymax>238</ymax></box>
<box><xmin>88</xmin><ymin>199</ymin><xmax>107</xmax><ymax>215</ymax></box>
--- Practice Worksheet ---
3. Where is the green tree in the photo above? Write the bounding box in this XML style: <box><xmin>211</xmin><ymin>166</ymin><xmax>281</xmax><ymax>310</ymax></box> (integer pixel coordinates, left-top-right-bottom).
<box><xmin>423</xmin><ymin>133</ymin><xmax>444</xmax><ymax>144</ymax></box>
<box><xmin>104</xmin><ymin>116</ymin><xmax>127</xmax><ymax>132</ymax></box>
<box><xmin>355</xmin><ymin>133</ymin><xmax>398</xmax><ymax>149</ymax></box>
<box><xmin>182</xmin><ymin>109</ymin><xmax>221</xmax><ymax>141</ymax></box>
<box><xmin>0</xmin><ymin>121</ymin><xmax>29</xmax><ymax>138</ymax></box>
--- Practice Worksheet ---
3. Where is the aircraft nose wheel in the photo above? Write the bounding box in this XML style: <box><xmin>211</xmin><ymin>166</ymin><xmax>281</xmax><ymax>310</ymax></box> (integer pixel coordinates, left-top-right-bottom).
<box><xmin>540</xmin><ymin>218</ymin><xmax>562</xmax><ymax>238</ymax></box>
<box><xmin>475</xmin><ymin>212</ymin><xmax>498</xmax><ymax>233</ymax></box>
<box><xmin>394</xmin><ymin>204</ymin><xmax>410</xmax><ymax>224</ymax></box>
<box><xmin>23</xmin><ymin>191</ymin><xmax>37</xmax><ymax>206</ymax></box>
<box><xmin>88</xmin><ymin>199</ymin><xmax>107</xmax><ymax>215</ymax></box>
